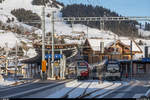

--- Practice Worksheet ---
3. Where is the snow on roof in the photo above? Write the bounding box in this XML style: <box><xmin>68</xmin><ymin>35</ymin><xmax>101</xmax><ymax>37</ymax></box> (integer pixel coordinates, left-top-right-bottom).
<box><xmin>119</xmin><ymin>39</ymin><xmax>140</xmax><ymax>52</ymax></box>
<box><xmin>87</xmin><ymin>38</ymin><xmax>141</xmax><ymax>52</ymax></box>
<box><xmin>88</xmin><ymin>39</ymin><xmax>114</xmax><ymax>51</ymax></box>
<box><xmin>64</xmin><ymin>39</ymin><xmax>85</xmax><ymax>45</ymax></box>
<box><xmin>27</xmin><ymin>48</ymin><xmax>37</xmax><ymax>58</ymax></box>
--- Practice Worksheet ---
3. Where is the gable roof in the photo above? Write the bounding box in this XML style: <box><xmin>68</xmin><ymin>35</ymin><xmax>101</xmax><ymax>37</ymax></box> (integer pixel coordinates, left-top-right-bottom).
<box><xmin>87</xmin><ymin>39</ymin><xmax>114</xmax><ymax>51</ymax></box>
<box><xmin>86</xmin><ymin>38</ymin><xmax>142</xmax><ymax>53</ymax></box>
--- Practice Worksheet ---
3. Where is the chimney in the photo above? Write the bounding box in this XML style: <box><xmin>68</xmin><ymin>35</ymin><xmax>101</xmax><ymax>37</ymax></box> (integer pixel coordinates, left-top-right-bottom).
<box><xmin>100</xmin><ymin>42</ymin><xmax>104</xmax><ymax>53</ymax></box>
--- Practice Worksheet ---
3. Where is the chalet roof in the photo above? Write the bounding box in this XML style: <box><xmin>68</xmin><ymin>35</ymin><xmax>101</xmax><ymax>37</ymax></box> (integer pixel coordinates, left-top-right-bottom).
<box><xmin>87</xmin><ymin>39</ymin><xmax>114</xmax><ymax>51</ymax></box>
<box><xmin>86</xmin><ymin>38</ymin><xmax>142</xmax><ymax>52</ymax></box>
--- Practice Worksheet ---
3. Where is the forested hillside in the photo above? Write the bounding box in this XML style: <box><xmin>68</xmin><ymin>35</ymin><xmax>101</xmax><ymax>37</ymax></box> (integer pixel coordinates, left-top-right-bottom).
<box><xmin>32</xmin><ymin>0</ymin><xmax>64</xmax><ymax>8</ymax></box>
<box><xmin>61</xmin><ymin>4</ymin><xmax>139</xmax><ymax>37</ymax></box>
<box><xmin>11</xmin><ymin>8</ymin><xmax>41</xmax><ymax>28</ymax></box>
<box><xmin>145</xmin><ymin>22</ymin><xmax>150</xmax><ymax>31</ymax></box>
<box><xmin>0</xmin><ymin>0</ymin><xmax>5</xmax><ymax>3</ymax></box>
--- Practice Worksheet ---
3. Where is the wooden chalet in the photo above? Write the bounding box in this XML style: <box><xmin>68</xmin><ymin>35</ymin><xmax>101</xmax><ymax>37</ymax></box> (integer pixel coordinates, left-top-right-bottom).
<box><xmin>83</xmin><ymin>38</ymin><xmax>142</xmax><ymax>64</ymax></box>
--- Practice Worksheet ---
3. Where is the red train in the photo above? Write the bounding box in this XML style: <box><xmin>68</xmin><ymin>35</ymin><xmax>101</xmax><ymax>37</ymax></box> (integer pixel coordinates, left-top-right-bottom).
<box><xmin>76</xmin><ymin>61</ymin><xmax>90</xmax><ymax>80</ymax></box>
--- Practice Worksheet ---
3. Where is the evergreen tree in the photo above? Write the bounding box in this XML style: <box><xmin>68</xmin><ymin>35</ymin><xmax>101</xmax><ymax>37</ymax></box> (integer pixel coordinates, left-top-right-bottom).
<box><xmin>145</xmin><ymin>22</ymin><xmax>150</xmax><ymax>31</ymax></box>
<box><xmin>0</xmin><ymin>0</ymin><xmax>5</xmax><ymax>3</ymax></box>
<box><xmin>11</xmin><ymin>8</ymin><xmax>41</xmax><ymax>28</ymax></box>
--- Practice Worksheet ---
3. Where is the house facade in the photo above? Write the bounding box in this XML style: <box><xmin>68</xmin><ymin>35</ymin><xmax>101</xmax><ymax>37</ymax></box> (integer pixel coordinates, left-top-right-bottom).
<box><xmin>83</xmin><ymin>38</ymin><xmax>142</xmax><ymax>64</ymax></box>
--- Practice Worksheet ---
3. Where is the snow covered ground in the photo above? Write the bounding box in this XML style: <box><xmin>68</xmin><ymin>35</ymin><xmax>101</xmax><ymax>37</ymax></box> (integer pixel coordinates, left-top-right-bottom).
<box><xmin>46</xmin><ymin>80</ymin><xmax>81</xmax><ymax>98</ymax></box>
<box><xmin>0</xmin><ymin>78</ymin><xmax>17</xmax><ymax>88</ymax></box>
<box><xmin>86</xmin><ymin>83</ymin><xmax>120</xmax><ymax>98</ymax></box>
<box><xmin>138</xmin><ymin>29</ymin><xmax>150</xmax><ymax>37</ymax></box>
<box><xmin>46</xmin><ymin>80</ymin><xmax>128</xmax><ymax>98</ymax></box>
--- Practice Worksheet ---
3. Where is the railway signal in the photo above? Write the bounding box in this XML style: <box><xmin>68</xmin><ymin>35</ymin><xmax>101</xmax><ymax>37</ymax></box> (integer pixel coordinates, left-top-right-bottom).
<box><xmin>42</xmin><ymin>60</ymin><xmax>47</xmax><ymax>72</ymax></box>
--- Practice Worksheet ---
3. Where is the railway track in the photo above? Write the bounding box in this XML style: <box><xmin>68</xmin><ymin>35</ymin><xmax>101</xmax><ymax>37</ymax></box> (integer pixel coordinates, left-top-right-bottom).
<box><xmin>61</xmin><ymin>80</ymin><xmax>119</xmax><ymax>98</ymax></box>
<box><xmin>78</xmin><ymin>81</ymin><xmax>115</xmax><ymax>98</ymax></box>
<box><xmin>78</xmin><ymin>81</ymin><xmax>127</xmax><ymax>98</ymax></box>
<box><xmin>61</xmin><ymin>80</ymin><xmax>93</xmax><ymax>98</ymax></box>
<box><xmin>94</xmin><ymin>80</ymin><xmax>139</xmax><ymax>98</ymax></box>
<box><xmin>92</xmin><ymin>82</ymin><xmax>123</xmax><ymax>98</ymax></box>
<box><xmin>0</xmin><ymin>79</ymin><xmax>74</xmax><ymax>98</ymax></box>
<box><xmin>77</xmin><ymin>81</ymin><xmax>93</xmax><ymax>98</ymax></box>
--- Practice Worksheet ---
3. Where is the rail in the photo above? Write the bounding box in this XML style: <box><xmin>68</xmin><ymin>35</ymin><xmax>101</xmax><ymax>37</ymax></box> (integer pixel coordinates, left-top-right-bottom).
<box><xmin>92</xmin><ymin>82</ymin><xmax>123</xmax><ymax>98</ymax></box>
<box><xmin>61</xmin><ymin>82</ymin><xmax>84</xmax><ymax>98</ymax></box>
<box><xmin>79</xmin><ymin>82</ymin><xmax>115</xmax><ymax>98</ymax></box>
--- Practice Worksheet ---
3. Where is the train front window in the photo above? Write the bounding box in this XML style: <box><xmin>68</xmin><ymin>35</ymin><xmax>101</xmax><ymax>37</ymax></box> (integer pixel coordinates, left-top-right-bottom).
<box><xmin>78</xmin><ymin>67</ymin><xmax>87</xmax><ymax>69</ymax></box>
<box><xmin>107</xmin><ymin>64</ymin><xmax>119</xmax><ymax>67</ymax></box>
<box><xmin>107</xmin><ymin>64</ymin><xmax>119</xmax><ymax>71</ymax></box>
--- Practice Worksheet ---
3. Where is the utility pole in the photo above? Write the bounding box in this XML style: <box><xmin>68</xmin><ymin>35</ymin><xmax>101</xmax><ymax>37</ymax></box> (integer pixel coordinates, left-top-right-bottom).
<box><xmin>114</xmin><ymin>35</ymin><xmax>117</xmax><ymax>54</ymax></box>
<box><xmin>72</xmin><ymin>21</ymin><xmax>74</xmax><ymax>32</ymax></box>
<box><xmin>62</xmin><ymin>55</ymin><xmax>66</xmax><ymax>79</ymax></box>
<box><xmin>5</xmin><ymin>43</ymin><xmax>8</xmax><ymax>76</ymax></box>
<box><xmin>87</xmin><ymin>21</ymin><xmax>89</xmax><ymax>38</ymax></box>
<box><xmin>100</xmin><ymin>21</ymin><xmax>103</xmax><ymax>30</ymax></box>
<box><xmin>130</xmin><ymin>40</ymin><xmax>133</xmax><ymax>79</ymax></box>
<box><xmin>47</xmin><ymin>32</ymin><xmax>51</xmax><ymax>79</ymax></box>
<box><xmin>51</xmin><ymin>11</ymin><xmax>55</xmax><ymax>79</ymax></box>
<box><xmin>41</xmin><ymin>6</ymin><xmax>46</xmax><ymax>79</ymax></box>
<box><xmin>15</xmin><ymin>41</ymin><xmax>18</xmax><ymax>81</ymax></box>
<box><xmin>60</xmin><ymin>49</ymin><xmax>63</xmax><ymax>79</ymax></box>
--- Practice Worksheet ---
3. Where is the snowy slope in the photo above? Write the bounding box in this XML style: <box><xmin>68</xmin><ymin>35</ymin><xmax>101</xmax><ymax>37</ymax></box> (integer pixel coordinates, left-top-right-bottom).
<box><xmin>138</xmin><ymin>29</ymin><xmax>150</xmax><ymax>37</ymax></box>
<box><xmin>0</xmin><ymin>0</ymin><xmax>150</xmax><ymax>60</ymax></box>
<box><xmin>0</xmin><ymin>0</ymin><xmax>116</xmax><ymax>38</ymax></box>
<box><xmin>0</xmin><ymin>30</ymin><xmax>20</xmax><ymax>48</ymax></box>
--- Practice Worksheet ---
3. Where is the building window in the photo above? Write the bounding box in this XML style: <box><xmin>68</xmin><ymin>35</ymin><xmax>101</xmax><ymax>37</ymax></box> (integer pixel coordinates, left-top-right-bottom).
<box><xmin>123</xmin><ymin>56</ymin><xmax>129</xmax><ymax>60</ymax></box>
<box><xmin>137</xmin><ymin>64</ymin><xmax>145</xmax><ymax>73</ymax></box>
<box><xmin>125</xmin><ymin>47</ymin><xmax>129</xmax><ymax>50</ymax></box>
<box><xmin>102</xmin><ymin>56</ymin><xmax>109</xmax><ymax>60</ymax></box>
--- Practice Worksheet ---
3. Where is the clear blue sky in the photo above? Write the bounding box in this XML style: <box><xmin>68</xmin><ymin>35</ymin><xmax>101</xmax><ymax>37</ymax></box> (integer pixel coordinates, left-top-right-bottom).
<box><xmin>56</xmin><ymin>0</ymin><xmax>150</xmax><ymax>16</ymax></box>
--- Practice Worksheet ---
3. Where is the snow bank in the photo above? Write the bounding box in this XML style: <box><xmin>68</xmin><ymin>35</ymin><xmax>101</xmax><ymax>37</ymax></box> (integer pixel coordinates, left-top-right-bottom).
<box><xmin>26</xmin><ymin>48</ymin><xmax>37</xmax><ymax>58</ymax></box>
<box><xmin>138</xmin><ymin>29</ymin><xmax>150</xmax><ymax>37</ymax></box>
<box><xmin>0</xmin><ymin>78</ymin><xmax>16</xmax><ymax>88</ymax></box>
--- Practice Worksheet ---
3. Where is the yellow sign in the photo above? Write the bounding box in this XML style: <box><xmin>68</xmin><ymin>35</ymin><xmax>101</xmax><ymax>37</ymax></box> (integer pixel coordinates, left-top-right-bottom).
<box><xmin>42</xmin><ymin>60</ymin><xmax>47</xmax><ymax>72</ymax></box>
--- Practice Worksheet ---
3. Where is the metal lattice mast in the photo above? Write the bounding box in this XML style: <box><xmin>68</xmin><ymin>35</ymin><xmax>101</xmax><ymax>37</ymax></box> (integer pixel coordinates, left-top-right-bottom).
<box><xmin>51</xmin><ymin>11</ymin><xmax>55</xmax><ymax>78</ymax></box>
<box><xmin>15</xmin><ymin>41</ymin><xmax>18</xmax><ymax>80</ymax></box>
<box><xmin>5</xmin><ymin>43</ymin><xmax>8</xmax><ymax>76</ymax></box>
<box><xmin>47</xmin><ymin>32</ymin><xmax>51</xmax><ymax>78</ymax></box>
<box><xmin>41</xmin><ymin>6</ymin><xmax>46</xmax><ymax>79</ymax></box>
<box><xmin>42</xmin><ymin>7</ymin><xmax>45</xmax><ymax>62</ymax></box>
<box><xmin>130</xmin><ymin>39</ymin><xmax>133</xmax><ymax>79</ymax></box>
